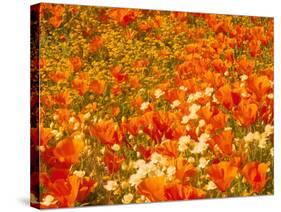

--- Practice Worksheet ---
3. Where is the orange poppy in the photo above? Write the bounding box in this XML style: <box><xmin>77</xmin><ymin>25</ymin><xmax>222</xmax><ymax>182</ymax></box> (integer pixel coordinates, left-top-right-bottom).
<box><xmin>175</xmin><ymin>157</ymin><xmax>197</xmax><ymax>183</ymax></box>
<box><xmin>111</xmin><ymin>106</ymin><xmax>120</xmax><ymax>117</ymax></box>
<box><xmin>49</xmin><ymin>70</ymin><xmax>69</xmax><ymax>83</ymax></box>
<box><xmin>133</xmin><ymin>58</ymin><xmax>150</xmax><ymax>69</ymax></box>
<box><xmin>211</xmin><ymin>58</ymin><xmax>227</xmax><ymax>73</ymax></box>
<box><xmin>209</xmin><ymin>109</ymin><xmax>228</xmax><ymax>132</ymax></box>
<box><xmin>164</xmin><ymin>181</ymin><xmax>205</xmax><ymax>200</ymax></box>
<box><xmin>89</xmin><ymin>80</ymin><xmax>105</xmax><ymax>95</ymax></box>
<box><xmin>43</xmin><ymin>175</ymin><xmax>80</xmax><ymax>207</ymax></box>
<box><xmin>197</xmin><ymin>106</ymin><xmax>213</xmax><ymax>123</ymax></box>
<box><xmin>52</xmin><ymin>91</ymin><xmax>72</xmax><ymax>107</ymax></box>
<box><xmin>249</xmin><ymin>40</ymin><xmax>261</xmax><ymax>57</ymax></box>
<box><xmin>164</xmin><ymin>88</ymin><xmax>185</xmax><ymax>103</ymax></box>
<box><xmin>123</xmin><ymin>117</ymin><xmax>141</xmax><ymax>136</ymax></box>
<box><xmin>233</xmin><ymin>100</ymin><xmax>258</xmax><ymax>127</ymax></box>
<box><xmin>156</xmin><ymin>139</ymin><xmax>178</xmax><ymax>158</ymax></box>
<box><xmin>103</xmin><ymin>151</ymin><xmax>124</xmax><ymax>173</ymax></box>
<box><xmin>247</xmin><ymin>74</ymin><xmax>272</xmax><ymax>101</ymax></box>
<box><xmin>41</xmin><ymin>173</ymin><xmax>96</xmax><ymax>208</ymax></box>
<box><xmin>89</xmin><ymin>36</ymin><xmax>103</xmax><ymax>53</ymax></box>
<box><xmin>241</xmin><ymin>162</ymin><xmax>268</xmax><ymax>193</ymax></box>
<box><xmin>72</xmin><ymin>75</ymin><xmax>89</xmax><ymax>96</ymax></box>
<box><xmin>138</xmin><ymin>145</ymin><xmax>153</xmax><ymax>161</ymax></box>
<box><xmin>107</xmin><ymin>9</ymin><xmax>138</xmax><ymax>26</ymax></box>
<box><xmin>70</xmin><ymin>56</ymin><xmax>83</xmax><ymax>72</ymax></box>
<box><xmin>89</xmin><ymin>119</ymin><xmax>123</xmax><ymax>146</ymax></box>
<box><xmin>48</xmin><ymin>15</ymin><xmax>63</xmax><ymax>28</ymax></box>
<box><xmin>204</xmin><ymin>70</ymin><xmax>225</xmax><ymax>88</ymax></box>
<box><xmin>215</xmin><ymin>84</ymin><xmax>240</xmax><ymax>110</ymax></box>
<box><xmin>54</xmin><ymin>108</ymin><xmax>71</xmax><ymax>126</ymax></box>
<box><xmin>137</xmin><ymin>176</ymin><xmax>166</xmax><ymax>202</ymax></box>
<box><xmin>111</xmin><ymin>65</ymin><xmax>128</xmax><ymax>82</ymax></box>
<box><xmin>207</xmin><ymin>161</ymin><xmax>238</xmax><ymax>192</ymax></box>
<box><xmin>76</xmin><ymin>177</ymin><xmax>97</xmax><ymax>203</ymax></box>
<box><xmin>40</xmin><ymin>127</ymin><xmax>54</xmax><ymax>146</ymax></box>
<box><xmin>212</xmin><ymin>130</ymin><xmax>233</xmax><ymax>155</ymax></box>
<box><xmin>128</xmin><ymin>76</ymin><xmax>141</xmax><ymax>88</ymax></box>
<box><xmin>236</xmin><ymin>55</ymin><xmax>255</xmax><ymax>75</ymax></box>
<box><xmin>53</xmin><ymin>136</ymin><xmax>84</xmax><ymax>166</ymax></box>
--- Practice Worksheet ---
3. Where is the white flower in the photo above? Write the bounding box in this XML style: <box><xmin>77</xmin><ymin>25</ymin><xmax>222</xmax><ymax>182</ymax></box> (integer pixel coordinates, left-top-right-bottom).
<box><xmin>205</xmin><ymin>87</ymin><xmax>214</xmax><ymax>96</ymax></box>
<box><xmin>198</xmin><ymin>119</ymin><xmax>206</xmax><ymax>128</ymax></box>
<box><xmin>240</xmin><ymin>74</ymin><xmax>248</xmax><ymax>81</ymax></box>
<box><xmin>241</xmin><ymin>92</ymin><xmax>250</xmax><ymax>98</ymax></box>
<box><xmin>129</xmin><ymin>174</ymin><xmax>142</xmax><ymax>186</ymax></box>
<box><xmin>189</xmin><ymin>103</ymin><xmax>201</xmax><ymax>114</ymax></box>
<box><xmin>212</xmin><ymin>95</ymin><xmax>219</xmax><ymax>103</ymax></box>
<box><xmin>258</xmin><ymin>133</ymin><xmax>268</xmax><ymax>149</ymax></box>
<box><xmin>73</xmin><ymin>170</ymin><xmax>85</xmax><ymax>178</ymax></box>
<box><xmin>267</xmin><ymin>93</ymin><xmax>273</xmax><ymax>99</ymax></box>
<box><xmin>253</xmin><ymin>131</ymin><xmax>261</xmax><ymax>141</ymax></box>
<box><xmin>198</xmin><ymin>133</ymin><xmax>210</xmax><ymax>143</ymax></box>
<box><xmin>198</xmin><ymin>157</ymin><xmax>209</xmax><ymax>169</ymax></box>
<box><xmin>194</xmin><ymin>92</ymin><xmax>202</xmax><ymax>99</ymax></box>
<box><xmin>136</xmin><ymin>164</ymin><xmax>150</xmax><ymax>178</ymax></box>
<box><xmin>69</xmin><ymin>116</ymin><xmax>76</xmax><ymax>124</ymax></box>
<box><xmin>83</xmin><ymin>112</ymin><xmax>91</xmax><ymax>120</ymax></box>
<box><xmin>40</xmin><ymin>195</ymin><xmax>57</xmax><ymax>206</ymax></box>
<box><xmin>104</xmin><ymin>180</ymin><xmax>118</xmax><ymax>191</ymax></box>
<box><xmin>264</xmin><ymin>124</ymin><xmax>274</xmax><ymax>136</ymax></box>
<box><xmin>179</xmin><ymin>86</ymin><xmax>187</xmax><ymax>91</ymax></box>
<box><xmin>178</xmin><ymin>135</ymin><xmax>191</xmax><ymax>152</ymax></box>
<box><xmin>244</xmin><ymin>132</ymin><xmax>254</xmax><ymax>143</ymax></box>
<box><xmin>171</xmin><ymin>99</ymin><xmax>181</xmax><ymax>109</ymax></box>
<box><xmin>155</xmin><ymin>169</ymin><xmax>165</xmax><ymax>177</ymax></box>
<box><xmin>178</xmin><ymin>143</ymin><xmax>188</xmax><ymax>152</ymax></box>
<box><xmin>191</xmin><ymin>133</ymin><xmax>210</xmax><ymax>154</ymax></box>
<box><xmin>122</xmin><ymin>193</ymin><xmax>134</xmax><ymax>204</ymax></box>
<box><xmin>154</xmin><ymin>89</ymin><xmax>165</xmax><ymax>99</ymax></box>
<box><xmin>167</xmin><ymin>166</ymin><xmax>176</xmax><ymax>177</ymax></box>
<box><xmin>192</xmin><ymin>140</ymin><xmax>208</xmax><ymax>154</ymax></box>
<box><xmin>205</xmin><ymin>181</ymin><xmax>217</xmax><ymax>190</ymax></box>
<box><xmin>179</xmin><ymin>135</ymin><xmax>191</xmax><ymax>144</ymax></box>
<box><xmin>151</xmin><ymin>152</ymin><xmax>167</xmax><ymax>165</ymax></box>
<box><xmin>187</xmin><ymin>92</ymin><xmax>202</xmax><ymax>103</ymax></box>
<box><xmin>134</xmin><ymin>159</ymin><xmax>146</xmax><ymax>169</ymax></box>
<box><xmin>140</xmin><ymin>102</ymin><xmax>150</xmax><ymax>111</ymax></box>
<box><xmin>181</xmin><ymin>115</ymin><xmax>189</xmax><ymax>124</ymax></box>
<box><xmin>270</xmin><ymin>148</ymin><xmax>274</xmax><ymax>157</ymax></box>
<box><xmin>111</xmin><ymin>144</ymin><xmax>120</xmax><ymax>151</ymax></box>
<box><xmin>188</xmin><ymin>157</ymin><xmax>195</xmax><ymax>163</ymax></box>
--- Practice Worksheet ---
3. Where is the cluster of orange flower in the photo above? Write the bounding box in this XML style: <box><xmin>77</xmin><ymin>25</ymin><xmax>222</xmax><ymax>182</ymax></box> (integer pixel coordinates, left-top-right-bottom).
<box><xmin>30</xmin><ymin>3</ymin><xmax>273</xmax><ymax>209</ymax></box>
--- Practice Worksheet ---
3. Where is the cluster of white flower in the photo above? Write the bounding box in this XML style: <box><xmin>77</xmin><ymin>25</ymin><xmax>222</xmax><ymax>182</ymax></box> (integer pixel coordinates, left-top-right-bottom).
<box><xmin>104</xmin><ymin>180</ymin><xmax>119</xmax><ymax>191</ymax></box>
<box><xmin>40</xmin><ymin>195</ymin><xmax>57</xmax><ymax>207</ymax></box>
<box><xmin>171</xmin><ymin>99</ymin><xmax>181</xmax><ymax>109</ymax></box>
<box><xmin>204</xmin><ymin>87</ymin><xmax>214</xmax><ymax>97</ymax></box>
<box><xmin>122</xmin><ymin>193</ymin><xmax>134</xmax><ymax>204</ymax></box>
<box><xmin>140</xmin><ymin>102</ymin><xmax>150</xmax><ymax>111</ymax></box>
<box><xmin>129</xmin><ymin>153</ymin><xmax>173</xmax><ymax>187</ymax></box>
<box><xmin>187</xmin><ymin>91</ymin><xmax>203</xmax><ymax>103</ymax></box>
<box><xmin>178</xmin><ymin>135</ymin><xmax>191</xmax><ymax>152</ymax></box>
<box><xmin>154</xmin><ymin>88</ymin><xmax>165</xmax><ymax>99</ymax></box>
<box><xmin>181</xmin><ymin>103</ymin><xmax>201</xmax><ymax>124</ymax></box>
<box><xmin>191</xmin><ymin>133</ymin><xmax>210</xmax><ymax>154</ymax></box>
<box><xmin>244</xmin><ymin>124</ymin><xmax>273</xmax><ymax>149</ymax></box>
<box><xmin>73</xmin><ymin>170</ymin><xmax>85</xmax><ymax>178</ymax></box>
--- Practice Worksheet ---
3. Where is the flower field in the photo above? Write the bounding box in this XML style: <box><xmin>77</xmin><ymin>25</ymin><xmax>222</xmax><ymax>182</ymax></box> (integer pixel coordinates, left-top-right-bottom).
<box><xmin>30</xmin><ymin>3</ymin><xmax>274</xmax><ymax>208</ymax></box>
